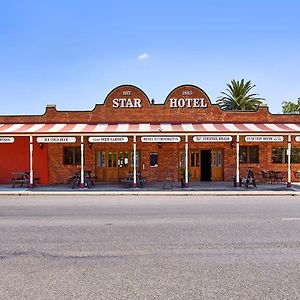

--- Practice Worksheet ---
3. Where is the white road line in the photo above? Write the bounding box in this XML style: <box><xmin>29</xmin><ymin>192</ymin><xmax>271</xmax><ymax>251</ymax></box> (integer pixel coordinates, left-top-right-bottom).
<box><xmin>281</xmin><ymin>218</ymin><xmax>300</xmax><ymax>221</ymax></box>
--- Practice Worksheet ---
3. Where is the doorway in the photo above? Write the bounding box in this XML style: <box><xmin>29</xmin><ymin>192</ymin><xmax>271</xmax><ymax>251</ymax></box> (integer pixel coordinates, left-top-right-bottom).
<box><xmin>95</xmin><ymin>150</ymin><xmax>139</xmax><ymax>182</ymax></box>
<box><xmin>201</xmin><ymin>150</ymin><xmax>211</xmax><ymax>181</ymax></box>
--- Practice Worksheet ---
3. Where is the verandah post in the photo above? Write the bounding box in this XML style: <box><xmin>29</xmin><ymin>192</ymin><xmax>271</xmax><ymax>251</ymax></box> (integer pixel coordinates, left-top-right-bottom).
<box><xmin>185</xmin><ymin>135</ymin><xmax>189</xmax><ymax>188</ymax></box>
<box><xmin>287</xmin><ymin>134</ymin><xmax>291</xmax><ymax>187</ymax></box>
<box><xmin>29</xmin><ymin>135</ymin><xmax>34</xmax><ymax>188</ymax></box>
<box><xmin>236</xmin><ymin>134</ymin><xmax>240</xmax><ymax>187</ymax></box>
<box><xmin>80</xmin><ymin>135</ymin><xmax>85</xmax><ymax>188</ymax></box>
<box><xmin>133</xmin><ymin>135</ymin><xmax>137</xmax><ymax>188</ymax></box>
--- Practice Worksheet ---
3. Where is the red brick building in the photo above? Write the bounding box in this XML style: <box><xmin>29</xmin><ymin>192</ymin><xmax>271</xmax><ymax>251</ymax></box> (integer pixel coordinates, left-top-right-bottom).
<box><xmin>1</xmin><ymin>84</ymin><xmax>300</xmax><ymax>187</ymax></box>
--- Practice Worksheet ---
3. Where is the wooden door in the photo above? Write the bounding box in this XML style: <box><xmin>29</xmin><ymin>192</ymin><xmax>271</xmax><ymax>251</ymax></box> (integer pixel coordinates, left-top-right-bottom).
<box><xmin>95</xmin><ymin>150</ymin><xmax>139</xmax><ymax>182</ymax></box>
<box><xmin>189</xmin><ymin>150</ymin><xmax>200</xmax><ymax>181</ymax></box>
<box><xmin>106</xmin><ymin>151</ymin><xmax>118</xmax><ymax>181</ymax></box>
<box><xmin>95</xmin><ymin>150</ymin><xmax>106</xmax><ymax>181</ymax></box>
<box><xmin>117</xmin><ymin>151</ymin><xmax>130</xmax><ymax>181</ymax></box>
<box><xmin>211</xmin><ymin>149</ymin><xmax>223</xmax><ymax>181</ymax></box>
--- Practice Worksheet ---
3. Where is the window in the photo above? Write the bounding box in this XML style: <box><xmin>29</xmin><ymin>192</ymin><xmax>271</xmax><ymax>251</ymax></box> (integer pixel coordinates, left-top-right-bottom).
<box><xmin>64</xmin><ymin>147</ymin><xmax>81</xmax><ymax>165</ymax></box>
<box><xmin>272</xmin><ymin>147</ymin><xmax>300</xmax><ymax>163</ymax></box>
<box><xmin>150</xmin><ymin>153</ymin><xmax>158</xmax><ymax>167</ymax></box>
<box><xmin>239</xmin><ymin>146</ymin><xmax>259</xmax><ymax>163</ymax></box>
<box><xmin>130</xmin><ymin>151</ymin><xmax>140</xmax><ymax>167</ymax></box>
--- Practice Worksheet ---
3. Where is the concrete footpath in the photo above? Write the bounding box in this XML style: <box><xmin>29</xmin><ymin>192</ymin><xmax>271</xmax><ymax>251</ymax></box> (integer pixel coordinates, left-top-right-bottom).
<box><xmin>0</xmin><ymin>181</ymin><xmax>299</xmax><ymax>196</ymax></box>
<box><xmin>0</xmin><ymin>185</ymin><xmax>299</xmax><ymax>197</ymax></box>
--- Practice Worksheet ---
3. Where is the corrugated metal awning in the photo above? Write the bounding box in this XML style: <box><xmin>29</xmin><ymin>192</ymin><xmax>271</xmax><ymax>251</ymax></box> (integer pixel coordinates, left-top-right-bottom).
<box><xmin>0</xmin><ymin>123</ymin><xmax>300</xmax><ymax>134</ymax></box>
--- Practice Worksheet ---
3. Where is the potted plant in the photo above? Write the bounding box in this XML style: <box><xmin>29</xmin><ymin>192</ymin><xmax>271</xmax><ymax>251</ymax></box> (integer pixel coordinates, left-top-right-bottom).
<box><xmin>180</xmin><ymin>167</ymin><xmax>190</xmax><ymax>188</ymax></box>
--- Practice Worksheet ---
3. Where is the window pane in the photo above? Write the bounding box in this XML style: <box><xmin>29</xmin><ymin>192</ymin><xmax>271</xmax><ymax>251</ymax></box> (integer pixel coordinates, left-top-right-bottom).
<box><xmin>180</xmin><ymin>152</ymin><xmax>184</xmax><ymax>168</ymax></box>
<box><xmin>113</xmin><ymin>152</ymin><xmax>117</xmax><ymax>167</ymax></box>
<box><xmin>239</xmin><ymin>146</ymin><xmax>247</xmax><ymax>163</ymax></box>
<box><xmin>249</xmin><ymin>146</ymin><xmax>259</xmax><ymax>163</ymax></box>
<box><xmin>191</xmin><ymin>152</ymin><xmax>195</xmax><ymax>167</ymax></box>
<box><xmin>64</xmin><ymin>147</ymin><xmax>81</xmax><ymax>165</ymax></box>
<box><xmin>150</xmin><ymin>153</ymin><xmax>158</xmax><ymax>166</ymax></box>
<box><xmin>64</xmin><ymin>148</ymin><xmax>74</xmax><ymax>165</ymax></box>
<box><xmin>196</xmin><ymin>152</ymin><xmax>200</xmax><ymax>167</ymax></box>
<box><xmin>75</xmin><ymin>147</ymin><xmax>81</xmax><ymax>164</ymax></box>
<box><xmin>291</xmin><ymin>148</ymin><xmax>300</xmax><ymax>163</ymax></box>
<box><xmin>124</xmin><ymin>152</ymin><xmax>128</xmax><ymax>167</ymax></box>
<box><xmin>97</xmin><ymin>151</ymin><xmax>101</xmax><ymax>167</ymax></box>
<box><xmin>101</xmin><ymin>151</ymin><xmax>106</xmax><ymax>167</ymax></box>
<box><xmin>272</xmin><ymin>148</ymin><xmax>286</xmax><ymax>163</ymax></box>
<box><xmin>217</xmin><ymin>150</ymin><xmax>222</xmax><ymax>166</ymax></box>
<box><xmin>108</xmin><ymin>152</ymin><xmax>112</xmax><ymax>167</ymax></box>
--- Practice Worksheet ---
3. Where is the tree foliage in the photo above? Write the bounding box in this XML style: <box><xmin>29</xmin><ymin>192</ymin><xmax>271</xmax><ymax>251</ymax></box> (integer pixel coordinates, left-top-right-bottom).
<box><xmin>282</xmin><ymin>98</ymin><xmax>300</xmax><ymax>114</ymax></box>
<box><xmin>217</xmin><ymin>79</ymin><xmax>265</xmax><ymax>111</ymax></box>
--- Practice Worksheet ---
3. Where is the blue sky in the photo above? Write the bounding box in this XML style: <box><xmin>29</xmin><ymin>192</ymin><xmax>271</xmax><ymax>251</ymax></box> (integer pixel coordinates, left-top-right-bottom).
<box><xmin>0</xmin><ymin>0</ymin><xmax>299</xmax><ymax>115</ymax></box>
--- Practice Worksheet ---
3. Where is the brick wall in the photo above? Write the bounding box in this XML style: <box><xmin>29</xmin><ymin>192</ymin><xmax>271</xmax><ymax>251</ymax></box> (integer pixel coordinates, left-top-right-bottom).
<box><xmin>1</xmin><ymin>84</ymin><xmax>300</xmax><ymax>185</ymax></box>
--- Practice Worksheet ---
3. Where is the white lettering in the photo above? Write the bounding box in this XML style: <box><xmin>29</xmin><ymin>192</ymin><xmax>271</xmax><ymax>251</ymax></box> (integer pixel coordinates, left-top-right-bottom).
<box><xmin>178</xmin><ymin>98</ymin><xmax>185</xmax><ymax>108</ymax></box>
<box><xmin>170</xmin><ymin>98</ymin><xmax>177</xmax><ymax>108</ymax></box>
<box><xmin>112</xmin><ymin>98</ymin><xmax>143</xmax><ymax>108</ymax></box>
<box><xmin>169</xmin><ymin>98</ymin><xmax>207</xmax><ymax>108</ymax></box>
<box><xmin>200</xmin><ymin>98</ymin><xmax>207</xmax><ymax>108</ymax></box>
<box><xmin>134</xmin><ymin>98</ymin><xmax>142</xmax><ymax>108</ymax></box>
<box><xmin>112</xmin><ymin>98</ymin><xmax>119</xmax><ymax>108</ymax></box>
<box><xmin>193</xmin><ymin>98</ymin><xmax>200</xmax><ymax>107</ymax></box>
<box><xmin>185</xmin><ymin>98</ymin><xmax>193</xmax><ymax>107</ymax></box>
<box><xmin>182</xmin><ymin>90</ymin><xmax>193</xmax><ymax>96</ymax></box>
<box><xmin>122</xmin><ymin>91</ymin><xmax>131</xmax><ymax>96</ymax></box>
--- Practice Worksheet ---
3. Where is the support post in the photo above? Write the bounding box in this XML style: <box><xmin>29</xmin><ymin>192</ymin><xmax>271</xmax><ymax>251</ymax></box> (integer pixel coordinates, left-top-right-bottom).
<box><xmin>287</xmin><ymin>134</ymin><xmax>292</xmax><ymax>187</ymax></box>
<box><xmin>29</xmin><ymin>136</ymin><xmax>34</xmax><ymax>188</ymax></box>
<box><xmin>133</xmin><ymin>135</ymin><xmax>137</xmax><ymax>188</ymax></box>
<box><xmin>80</xmin><ymin>135</ymin><xmax>85</xmax><ymax>188</ymax></box>
<box><xmin>235</xmin><ymin>135</ymin><xmax>240</xmax><ymax>187</ymax></box>
<box><xmin>185</xmin><ymin>135</ymin><xmax>189</xmax><ymax>188</ymax></box>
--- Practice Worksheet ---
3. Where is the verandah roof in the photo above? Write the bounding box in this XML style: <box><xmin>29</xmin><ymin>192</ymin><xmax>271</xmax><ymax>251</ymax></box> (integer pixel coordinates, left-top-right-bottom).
<box><xmin>0</xmin><ymin>123</ymin><xmax>300</xmax><ymax>134</ymax></box>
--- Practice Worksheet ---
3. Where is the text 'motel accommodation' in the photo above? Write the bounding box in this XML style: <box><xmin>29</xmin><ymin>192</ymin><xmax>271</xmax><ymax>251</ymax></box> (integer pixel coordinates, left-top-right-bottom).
<box><xmin>1</xmin><ymin>84</ymin><xmax>300</xmax><ymax>188</ymax></box>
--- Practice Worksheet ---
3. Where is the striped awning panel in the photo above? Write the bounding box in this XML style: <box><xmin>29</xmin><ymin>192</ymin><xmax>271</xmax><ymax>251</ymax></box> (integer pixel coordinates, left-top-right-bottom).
<box><xmin>0</xmin><ymin>123</ymin><xmax>300</xmax><ymax>133</ymax></box>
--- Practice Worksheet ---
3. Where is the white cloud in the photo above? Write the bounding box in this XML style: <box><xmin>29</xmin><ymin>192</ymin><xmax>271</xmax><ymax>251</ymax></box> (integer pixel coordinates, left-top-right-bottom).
<box><xmin>138</xmin><ymin>53</ymin><xmax>150</xmax><ymax>60</ymax></box>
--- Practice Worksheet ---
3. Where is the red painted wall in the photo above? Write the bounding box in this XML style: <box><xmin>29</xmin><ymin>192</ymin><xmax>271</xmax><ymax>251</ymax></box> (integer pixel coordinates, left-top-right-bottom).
<box><xmin>0</xmin><ymin>137</ymin><xmax>49</xmax><ymax>184</ymax></box>
<box><xmin>33</xmin><ymin>139</ymin><xmax>49</xmax><ymax>184</ymax></box>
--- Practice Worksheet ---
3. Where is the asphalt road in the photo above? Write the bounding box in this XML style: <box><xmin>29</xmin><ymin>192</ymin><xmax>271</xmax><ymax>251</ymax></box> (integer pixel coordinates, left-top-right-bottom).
<box><xmin>0</xmin><ymin>195</ymin><xmax>300</xmax><ymax>300</ymax></box>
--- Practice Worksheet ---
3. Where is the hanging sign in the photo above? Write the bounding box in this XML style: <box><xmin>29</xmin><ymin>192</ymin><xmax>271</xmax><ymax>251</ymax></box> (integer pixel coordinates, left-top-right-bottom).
<box><xmin>0</xmin><ymin>137</ymin><xmax>14</xmax><ymax>143</ymax></box>
<box><xmin>37</xmin><ymin>137</ymin><xmax>76</xmax><ymax>143</ymax></box>
<box><xmin>245</xmin><ymin>136</ymin><xmax>284</xmax><ymax>142</ymax></box>
<box><xmin>295</xmin><ymin>136</ymin><xmax>300</xmax><ymax>142</ymax></box>
<box><xmin>141</xmin><ymin>136</ymin><xmax>181</xmax><ymax>143</ymax></box>
<box><xmin>193</xmin><ymin>136</ymin><xmax>232</xmax><ymax>142</ymax></box>
<box><xmin>88</xmin><ymin>136</ymin><xmax>128</xmax><ymax>143</ymax></box>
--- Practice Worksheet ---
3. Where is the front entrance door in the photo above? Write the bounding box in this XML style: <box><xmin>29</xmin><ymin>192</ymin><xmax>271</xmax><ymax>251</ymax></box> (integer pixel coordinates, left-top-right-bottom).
<box><xmin>201</xmin><ymin>150</ymin><xmax>211</xmax><ymax>181</ymax></box>
<box><xmin>211</xmin><ymin>149</ymin><xmax>223</xmax><ymax>181</ymax></box>
<box><xmin>95</xmin><ymin>150</ymin><xmax>138</xmax><ymax>182</ymax></box>
<box><xmin>189</xmin><ymin>150</ymin><xmax>200</xmax><ymax>181</ymax></box>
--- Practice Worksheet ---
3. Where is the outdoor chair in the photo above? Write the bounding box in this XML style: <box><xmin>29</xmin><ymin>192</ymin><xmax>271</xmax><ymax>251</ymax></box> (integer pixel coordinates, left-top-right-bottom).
<box><xmin>243</xmin><ymin>169</ymin><xmax>257</xmax><ymax>189</ymax></box>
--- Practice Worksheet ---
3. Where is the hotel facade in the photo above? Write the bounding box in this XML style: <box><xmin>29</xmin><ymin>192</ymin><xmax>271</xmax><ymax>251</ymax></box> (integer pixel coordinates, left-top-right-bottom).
<box><xmin>1</xmin><ymin>84</ymin><xmax>300</xmax><ymax>187</ymax></box>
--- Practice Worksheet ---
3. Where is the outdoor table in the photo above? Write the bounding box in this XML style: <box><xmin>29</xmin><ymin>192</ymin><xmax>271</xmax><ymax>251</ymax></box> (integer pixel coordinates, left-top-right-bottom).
<box><xmin>122</xmin><ymin>172</ymin><xmax>144</xmax><ymax>188</ymax></box>
<box><xmin>11</xmin><ymin>172</ymin><xmax>30</xmax><ymax>188</ymax></box>
<box><xmin>70</xmin><ymin>170</ymin><xmax>94</xmax><ymax>189</ymax></box>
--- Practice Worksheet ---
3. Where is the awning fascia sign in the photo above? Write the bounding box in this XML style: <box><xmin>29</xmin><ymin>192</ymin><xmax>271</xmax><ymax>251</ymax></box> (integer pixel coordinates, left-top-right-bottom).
<box><xmin>295</xmin><ymin>136</ymin><xmax>300</xmax><ymax>142</ymax></box>
<box><xmin>245</xmin><ymin>136</ymin><xmax>284</xmax><ymax>142</ymax></box>
<box><xmin>193</xmin><ymin>136</ymin><xmax>232</xmax><ymax>142</ymax></box>
<box><xmin>141</xmin><ymin>136</ymin><xmax>181</xmax><ymax>143</ymax></box>
<box><xmin>37</xmin><ymin>137</ymin><xmax>76</xmax><ymax>143</ymax></box>
<box><xmin>0</xmin><ymin>137</ymin><xmax>14</xmax><ymax>143</ymax></box>
<box><xmin>88</xmin><ymin>136</ymin><xmax>128</xmax><ymax>143</ymax></box>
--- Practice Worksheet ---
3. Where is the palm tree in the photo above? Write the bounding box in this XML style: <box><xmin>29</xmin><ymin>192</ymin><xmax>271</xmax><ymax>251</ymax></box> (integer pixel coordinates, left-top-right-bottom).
<box><xmin>282</xmin><ymin>98</ymin><xmax>300</xmax><ymax>114</ymax></box>
<box><xmin>217</xmin><ymin>79</ymin><xmax>265</xmax><ymax>111</ymax></box>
